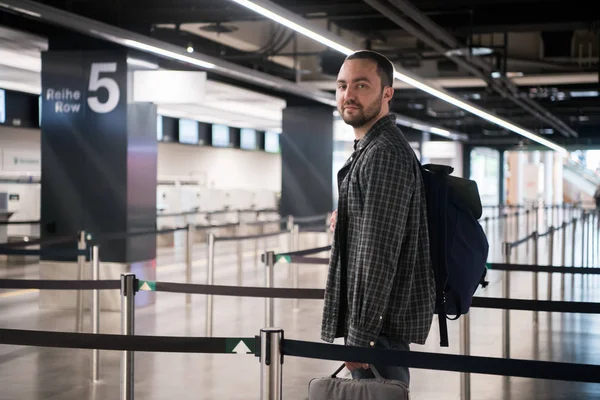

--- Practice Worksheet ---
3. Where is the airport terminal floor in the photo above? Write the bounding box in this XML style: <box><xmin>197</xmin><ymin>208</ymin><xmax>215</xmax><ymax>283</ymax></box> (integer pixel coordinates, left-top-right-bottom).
<box><xmin>2</xmin><ymin>209</ymin><xmax>600</xmax><ymax>400</ymax></box>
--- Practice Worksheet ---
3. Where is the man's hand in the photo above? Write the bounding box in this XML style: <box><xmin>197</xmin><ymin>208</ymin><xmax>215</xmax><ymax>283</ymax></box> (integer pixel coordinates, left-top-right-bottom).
<box><xmin>330</xmin><ymin>209</ymin><xmax>338</xmax><ymax>233</ymax></box>
<box><xmin>345</xmin><ymin>362</ymin><xmax>369</xmax><ymax>372</ymax></box>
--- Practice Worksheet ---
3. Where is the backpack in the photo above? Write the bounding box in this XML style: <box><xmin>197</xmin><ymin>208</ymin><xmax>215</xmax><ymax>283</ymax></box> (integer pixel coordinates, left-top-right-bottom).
<box><xmin>419</xmin><ymin>163</ymin><xmax>489</xmax><ymax>347</ymax></box>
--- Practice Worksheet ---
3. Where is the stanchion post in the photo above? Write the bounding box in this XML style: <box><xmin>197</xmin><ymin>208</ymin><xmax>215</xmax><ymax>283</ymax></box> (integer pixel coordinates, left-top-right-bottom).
<box><xmin>292</xmin><ymin>224</ymin><xmax>300</xmax><ymax>311</ymax></box>
<box><xmin>460</xmin><ymin>311</ymin><xmax>471</xmax><ymax>400</ymax></box>
<box><xmin>502</xmin><ymin>242</ymin><xmax>511</xmax><ymax>359</ymax></box>
<box><xmin>547</xmin><ymin>226</ymin><xmax>554</xmax><ymax>300</ymax></box>
<box><xmin>525</xmin><ymin>210</ymin><xmax>530</xmax><ymax>255</ymax></box>
<box><xmin>91</xmin><ymin>245</ymin><xmax>100</xmax><ymax>382</ymax></box>
<box><xmin>237</xmin><ymin>221</ymin><xmax>244</xmax><ymax>286</ymax></box>
<box><xmin>572</xmin><ymin>217</ymin><xmax>578</xmax><ymax>268</ymax></box>
<box><xmin>264</xmin><ymin>251</ymin><xmax>275</xmax><ymax>327</ymax></box>
<box><xmin>186</xmin><ymin>224</ymin><xmax>193</xmax><ymax>305</ymax></box>
<box><xmin>484</xmin><ymin>217</ymin><xmax>489</xmax><ymax>237</ymax></box>
<box><xmin>561</xmin><ymin>221</ymin><xmax>567</xmax><ymax>300</ymax></box>
<box><xmin>582</xmin><ymin>212</ymin><xmax>587</xmax><ymax>268</ymax></box>
<box><xmin>76</xmin><ymin>230</ymin><xmax>86</xmax><ymax>332</ymax></box>
<box><xmin>260</xmin><ymin>328</ymin><xmax>283</xmax><ymax>400</ymax></box>
<box><xmin>532</xmin><ymin>231</ymin><xmax>539</xmax><ymax>324</ymax></box>
<box><xmin>120</xmin><ymin>273</ymin><xmax>136</xmax><ymax>400</ymax></box>
<box><xmin>206</xmin><ymin>233</ymin><xmax>215</xmax><ymax>337</ymax></box>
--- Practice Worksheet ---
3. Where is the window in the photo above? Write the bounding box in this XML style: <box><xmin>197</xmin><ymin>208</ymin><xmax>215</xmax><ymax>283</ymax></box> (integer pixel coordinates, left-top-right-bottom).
<box><xmin>212</xmin><ymin>124</ymin><xmax>230</xmax><ymax>147</ymax></box>
<box><xmin>240</xmin><ymin>128</ymin><xmax>257</xmax><ymax>150</ymax></box>
<box><xmin>264</xmin><ymin>131</ymin><xmax>280</xmax><ymax>153</ymax></box>
<box><xmin>178</xmin><ymin>118</ymin><xmax>198</xmax><ymax>144</ymax></box>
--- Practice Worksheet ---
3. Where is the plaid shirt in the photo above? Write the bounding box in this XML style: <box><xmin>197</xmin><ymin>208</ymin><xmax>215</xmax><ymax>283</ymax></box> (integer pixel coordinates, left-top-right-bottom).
<box><xmin>321</xmin><ymin>114</ymin><xmax>435</xmax><ymax>347</ymax></box>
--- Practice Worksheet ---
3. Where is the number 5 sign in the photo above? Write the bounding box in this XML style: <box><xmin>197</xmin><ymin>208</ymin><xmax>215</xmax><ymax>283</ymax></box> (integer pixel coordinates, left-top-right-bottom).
<box><xmin>87</xmin><ymin>62</ymin><xmax>120</xmax><ymax>114</ymax></box>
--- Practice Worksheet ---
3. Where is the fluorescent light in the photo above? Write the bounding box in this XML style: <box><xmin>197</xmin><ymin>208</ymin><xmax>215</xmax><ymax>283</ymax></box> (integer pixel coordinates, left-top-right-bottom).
<box><xmin>121</xmin><ymin>39</ymin><xmax>216</xmax><ymax>70</ymax></box>
<box><xmin>392</xmin><ymin>70</ymin><xmax>568</xmax><ymax>155</ymax></box>
<box><xmin>229</xmin><ymin>0</ymin><xmax>354</xmax><ymax>55</ymax></box>
<box><xmin>229</xmin><ymin>0</ymin><xmax>569</xmax><ymax>155</ymax></box>
<box><xmin>126</xmin><ymin>57</ymin><xmax>159</xmax><ymax>69</ymax></box>
<box><xmin>430</xmin><ymin>127</ymin><xmax>451</xmax><ymax>137</ymax></box>
<box><xmin>570</xmin><ymin>91</ymin><xmax>599</xmax><ymax>98</ymax></box>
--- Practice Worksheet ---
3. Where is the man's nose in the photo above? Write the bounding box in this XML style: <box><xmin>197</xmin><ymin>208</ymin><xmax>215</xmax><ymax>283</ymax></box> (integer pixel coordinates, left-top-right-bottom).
<box><xmin>344</xmin><ymin>86</ymin><xmax>356</xmax><ymax>102</ymax></box>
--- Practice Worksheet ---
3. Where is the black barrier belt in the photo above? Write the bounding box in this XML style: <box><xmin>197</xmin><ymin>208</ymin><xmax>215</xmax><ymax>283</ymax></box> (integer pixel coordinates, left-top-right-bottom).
<box><xmin>0</xmin><ymin>328</ymin><xmax>257</xmax><ymax>354</ymax></box>
<box><xmin>288</xmin><ymin>256</ymin><xmax>329</xmax><ymax>265</ymax></box>
<box><xmin>510</xmin><ymin>233</ymin><xmax>535</xmax><ymax>248</ymax></box>
<box><xmin>277</xmin><ymin>245</ymin><xmax>332</xmax><ymax>258</ymax></box>
<box><xmin>0</xmin><ymin>279</ymin><xmax>120</xmax><ymax>290</ymax></box>
<box><xmin>91</xmin><ymin>227</ymin><xmax>186</xmax><ymax>243</ymax></box>
<box><xmin>215</xmin><ymin>230</ymin><xmax>289</xmax><ymax>242</ymax></box>
<box><xmin>0</xmin><ymin>220</ymin><xmax>40</xmax><ymax>225</ymax></box>
<box><xmin>472</xmin><ymin>297</ymin><xmax>600</xmax><ymax>314</ymax></box>
<box><xmin>488</xmin><ymin>263</ymin><xmax>600</xmax><ymax>275</ymax></box>
<box><xmin>152</xmin><ymin>281</ymin><xmax>325</xmax><ymax>299</ymax></box>
<box><xmin>282</xmin><ymin>339</ymin><xmax>600</xmax><ymax>383</ymax></box>
<box><xmin>294</xmin><ymin>214</ymin><xmax>327</xmax><ymax>224</ymax></box>
<box><xmin>0</xmin><ymin>235</ymin><xmax>76</xmax><ymax>250</ymax></box>
<box><xmin>0</xmin><ymin>248</ymin><xmax>87</xmax><ymax>257</ymax></box>
<box><xmin>244</xmin><ymin>219</ymin><xmax>285</xmax><ymax>226</ymax></box>
<box><xmin>195</xmin><ymin>222</ymin><xmax>240</xmax><ymax>230</ymax></box>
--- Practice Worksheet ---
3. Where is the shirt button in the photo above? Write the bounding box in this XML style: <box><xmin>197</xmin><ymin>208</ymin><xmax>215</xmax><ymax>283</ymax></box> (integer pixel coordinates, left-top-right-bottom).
<box><xmin>380</xmin><ymin>316</ymin><xmax>383</xmax><ymax>320</ymax></box>
<box><xmin>370</xmin><ymin>341</ymin><xmax>375</xmax><ymax>347</ymax></box>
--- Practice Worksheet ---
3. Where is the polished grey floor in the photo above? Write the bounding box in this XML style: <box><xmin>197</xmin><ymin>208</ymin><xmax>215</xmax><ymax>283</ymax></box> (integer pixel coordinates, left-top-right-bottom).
<box><xmin>1</xmin><ymin>212</ymin><xmax>600</xmax><ymax>400</ymax></box>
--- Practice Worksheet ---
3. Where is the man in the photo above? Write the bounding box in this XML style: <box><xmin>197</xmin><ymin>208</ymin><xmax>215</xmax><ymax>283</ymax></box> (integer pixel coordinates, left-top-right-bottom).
<box><xmin>321</xmin><ymin>50</ymin><xmax>435</xmax><ymax>386</ymax></box>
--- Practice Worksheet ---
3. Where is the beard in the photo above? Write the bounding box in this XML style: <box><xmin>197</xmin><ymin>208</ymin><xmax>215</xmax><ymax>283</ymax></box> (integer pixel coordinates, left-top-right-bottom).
<box><xmin>339</xmin><ymin>96</ymin><xmax>383</xmax><ymax>128</ymax></box>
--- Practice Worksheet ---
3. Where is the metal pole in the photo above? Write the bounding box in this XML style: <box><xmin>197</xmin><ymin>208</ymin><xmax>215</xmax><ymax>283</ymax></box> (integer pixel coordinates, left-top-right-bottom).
<box><xmin>525</xmin><ymin>210</ymin><xmax>530</xmax><ymax>255</ymax></box>
<box><xmin>484</xmin><ymin>217</ymin><xmax>489</xmax><ymax>237</ymax></box>
<box><xmin>76</xmin><ymin>230</ymin><xmax>86</xmax><ymax>332</ymax></box>
<box><xmin>533</xmin><ymin>231</ymin><xmax>539</xmax><ymax>325</ymax></box>
<box><xmin>120</xmin><ymin>273</ymin><xmax>136</xmax><ymax>400</ymax></box>
<box><xmin>206</xmin><ymin>233</ymin><xmax>215</xmax><ymax>337</ymax></box>
<box><xmin>503</xmin><ymin>242</ymin><xmax>511</xmax><ymax>359</ymax></box>
<box><xmin>292</xmin><ymin>224</ymin><xmax>300</xmax><ymax>311</ymax></box>
<box><xmin>582</xmin><ymin>212</ymin><xmax>587</xmax><ymax>268</ymax></box>
<box><xmin>535</xmin><ymin>205</ymin><xmax>540</xmax><ymax>234</ymax></box>
<box><xmin>260</xmin><ymin>328</ymin><xmax>283</xmax><ymax>400</ymax></box>
<box><xmin>572</xmin><ymin>218</ymin><xmax>578</xmax><ymax>268</ymax></box>
<box><xmin>561</xmin><ymin>222</ymin><xmax>567</xmax><ymax>301</ymax></box>
<box><xmin>185</xmin><ymin>224</ymin><xmax>193</xmax><ymax>305</ymax></box>
<box><xmin>460</xmin><ymin>311</ymin><xmax>471</xmax><ymax>400</ymax></box>
<box><xmin>91</xmin><ymin>245</ymin><xmax>100</xmax><ymax>382</ymax></box>
<box><xmin>588</xmin><ymin>212</ymin><xmax>592</xmax><ymax>268</ymax></box>
<box><xmin>264</xmin><ymin>251</ymin><xmax>275</xmax><ymax>327</ymax></box>
<box><xmin>547</xmin><ymin>226</ymin><xmax>554</xmax><ymax>300</ymax></box>
<box><xmin>237</xmin><ymin>221</ymin><xmax>244</xmax><ymax>286</ymax></box>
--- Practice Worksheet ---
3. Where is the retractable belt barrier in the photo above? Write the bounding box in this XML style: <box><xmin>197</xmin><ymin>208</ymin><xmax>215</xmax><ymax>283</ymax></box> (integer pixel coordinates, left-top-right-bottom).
<box><xmin>90</xmin><ymin>226</ymin><xmax>187</xmax><ymax>243</ymax></box>
<box><xmin>1</xmin><ymin>327</ymin><xmax>600</xmax><ymax>384</ymax></box>
<box><xmin>4</xmin><ymin>277</ymin><xmax>600</xmax><ymax>315</ymax></box>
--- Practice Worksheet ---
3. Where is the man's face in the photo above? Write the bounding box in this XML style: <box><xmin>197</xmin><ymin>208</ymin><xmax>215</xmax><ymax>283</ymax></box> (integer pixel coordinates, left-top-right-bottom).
<box><xmin>336</xmin><ymin>59</ymin><xmax>390</xmax><ymax>128</ymax></box>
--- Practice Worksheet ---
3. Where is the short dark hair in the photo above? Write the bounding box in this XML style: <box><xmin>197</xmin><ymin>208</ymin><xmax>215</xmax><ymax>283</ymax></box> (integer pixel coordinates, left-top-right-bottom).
<box><xmin>345</xmin><ymin>50</ymin><xmax>394</xmax><ymax>89</ymax></box>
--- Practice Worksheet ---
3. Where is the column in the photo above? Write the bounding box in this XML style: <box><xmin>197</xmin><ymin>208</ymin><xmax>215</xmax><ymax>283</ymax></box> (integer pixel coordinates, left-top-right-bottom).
<box><xmin>39</xmin><ymin>36</ymin><xmax>158</xmax><ymax>310</ymax></box>
<box><xmin>280</xmin><ymin>105</ymin><xmax>334</xmax><ymax>217</ymax></box>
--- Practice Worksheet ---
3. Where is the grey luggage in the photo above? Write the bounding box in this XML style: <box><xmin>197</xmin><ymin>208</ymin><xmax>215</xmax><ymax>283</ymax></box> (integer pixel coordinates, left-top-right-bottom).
<box><xmin>308</xmin><ymin>363</ymin><xmax>410</xmax><ymax>399</ymax></box>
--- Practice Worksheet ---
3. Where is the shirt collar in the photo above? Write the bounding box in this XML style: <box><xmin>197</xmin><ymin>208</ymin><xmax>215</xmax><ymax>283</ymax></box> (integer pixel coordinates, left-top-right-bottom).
<box><xmin>354</xmin><ymin>114</ymin><xmax>396</xmax><ymax>152</ymax></box>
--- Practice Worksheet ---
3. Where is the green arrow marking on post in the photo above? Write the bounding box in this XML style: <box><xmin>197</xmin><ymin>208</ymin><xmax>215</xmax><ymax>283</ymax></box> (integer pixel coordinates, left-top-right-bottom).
<box><xmin>225</xmin><ymin>338</ymin><xmax>255</xmax><ymax>354</ymax></box>
<box><xmin>138</xmin><ymin>280</ymin><xmax>156</xmax><ymax>291</ymax></box>
<box><xmin>276</xmin><ymin>255</ymin><xmax>291</xmax><ymax>264</ymax></box>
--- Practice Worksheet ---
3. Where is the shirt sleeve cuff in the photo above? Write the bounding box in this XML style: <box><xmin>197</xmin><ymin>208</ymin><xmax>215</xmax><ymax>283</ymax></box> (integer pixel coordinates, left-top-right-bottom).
<box><xmin>346</xmin><ymin>324</ymin><xmax>378</xmax><ymax>348</ymax></box>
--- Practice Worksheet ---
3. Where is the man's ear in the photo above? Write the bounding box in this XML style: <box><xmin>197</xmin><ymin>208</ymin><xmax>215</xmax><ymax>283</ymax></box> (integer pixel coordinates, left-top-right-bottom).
<box><xmin>383</xmin><ymin>86</ymin><xmax>394</xmax><ymax>102</ymax></box>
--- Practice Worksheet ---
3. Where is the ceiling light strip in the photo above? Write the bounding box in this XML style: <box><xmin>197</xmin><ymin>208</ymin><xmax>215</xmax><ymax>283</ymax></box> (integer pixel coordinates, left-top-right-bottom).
<box><xmin>0</xmin><ymin>0</ymin><xmax>336</xmax><ymax>106</ymax></box>
<box><xmin>229</xmin><ymin>0</ymin><xmax>568</xmax><ymax>154</ymax></box>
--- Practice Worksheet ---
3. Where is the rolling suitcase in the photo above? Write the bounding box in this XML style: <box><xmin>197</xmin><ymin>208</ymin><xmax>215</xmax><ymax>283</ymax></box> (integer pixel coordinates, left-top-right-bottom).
<box><xmin>308</xmin><ymin>363</ymin><xmax>410</xmax><ymax>400</ymax></box>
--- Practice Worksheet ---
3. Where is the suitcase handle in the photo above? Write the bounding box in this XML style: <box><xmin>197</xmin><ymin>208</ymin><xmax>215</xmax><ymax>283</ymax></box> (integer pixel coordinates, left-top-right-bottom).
<box><xmin>331</xmin><ymin>363</ymin><xmax>384</xmax><ymax>381</ymax></box>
